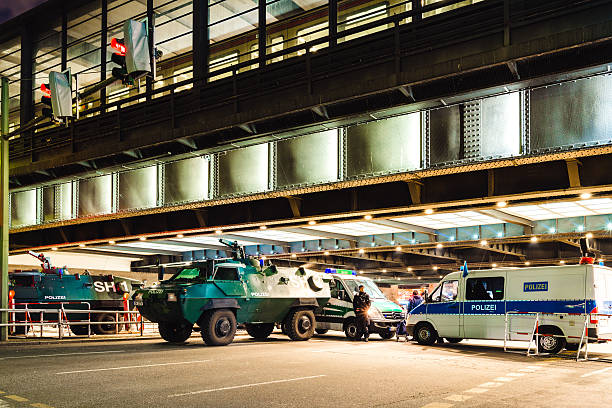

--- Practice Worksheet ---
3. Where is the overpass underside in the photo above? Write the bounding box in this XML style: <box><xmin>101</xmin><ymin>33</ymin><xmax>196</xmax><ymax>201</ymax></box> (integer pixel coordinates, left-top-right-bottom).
<box><xmin>6</xmin><ymin>0</ymin><xmax>612</xmax><ymax>280</ymax></box>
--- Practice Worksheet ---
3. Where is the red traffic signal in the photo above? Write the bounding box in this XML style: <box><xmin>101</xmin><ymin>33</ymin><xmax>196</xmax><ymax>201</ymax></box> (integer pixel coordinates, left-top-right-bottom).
<box><xmin>111</xmin><ymin>38</ymin><xmax>126</xmax><ymax>56</ymax></box>
<box><xmin>40</xmin><ymin>83</ymin><xmax>51</xmax><ymax>96</ymax></box>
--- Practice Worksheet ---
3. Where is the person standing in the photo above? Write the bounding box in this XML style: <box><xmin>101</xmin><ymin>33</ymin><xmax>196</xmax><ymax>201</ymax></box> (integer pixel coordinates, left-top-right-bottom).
<box><xmin>408</xmin><ymin>290</ymin><xmax>423</xmax><ymax>312</ymax></box>
<box><xmin>353</xmin><ymin>285</ymin><xmax>371</xmax><ymax>342</ymax></box>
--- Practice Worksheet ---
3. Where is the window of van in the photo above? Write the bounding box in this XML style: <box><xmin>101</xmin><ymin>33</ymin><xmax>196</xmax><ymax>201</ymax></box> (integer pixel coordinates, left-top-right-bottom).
<box><xmin>442</xmin><ymin>280</ymin><xmax>458</xmax><ymax>301</ymax></box>
<box><xmin>466</xmin><ymin>277</ymin><xmax>504</xmax><ymax>300</ymax></box>
<box><xmin>213</xmin><ymin>267</ymin><xmax>240</xmax><ymax>281</ymax></box>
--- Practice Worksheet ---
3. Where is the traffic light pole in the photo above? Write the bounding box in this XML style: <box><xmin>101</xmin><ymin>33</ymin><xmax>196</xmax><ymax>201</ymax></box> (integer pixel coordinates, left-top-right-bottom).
<box><xmin>1</xmin><ymin>77</ymin><xmax>9</xmax><ymax>341</ymax></box>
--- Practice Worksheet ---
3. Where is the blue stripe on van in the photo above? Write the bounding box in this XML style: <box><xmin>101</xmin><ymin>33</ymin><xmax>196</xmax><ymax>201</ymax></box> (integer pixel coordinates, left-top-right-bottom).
<box><xmin>409</xmin><ymin>300</ymin><xmax>596</xmax><ymax>316</ymax></box>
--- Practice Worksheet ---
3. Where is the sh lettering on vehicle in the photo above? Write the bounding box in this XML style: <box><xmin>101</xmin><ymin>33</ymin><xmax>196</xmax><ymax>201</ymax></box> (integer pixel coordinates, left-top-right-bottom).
<box><xmin>93</xmin><ymin>280</ymin><xmax>129</xmax><ymax>293</ymax></box>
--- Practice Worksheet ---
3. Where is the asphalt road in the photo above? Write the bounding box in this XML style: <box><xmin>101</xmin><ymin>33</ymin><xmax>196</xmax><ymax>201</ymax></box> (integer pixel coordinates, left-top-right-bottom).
<box><xmin>1</xmin><ymin>331</ymin><xmax>612</xmax><ymax>408</ymax></box>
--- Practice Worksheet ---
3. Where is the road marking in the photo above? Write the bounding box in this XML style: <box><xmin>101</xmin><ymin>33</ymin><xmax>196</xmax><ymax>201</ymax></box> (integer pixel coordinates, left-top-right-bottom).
<box><xmin>526</xmin><ymin>365</ymin><xmax>542</xmax><ymax>370</ymax></box>
<box><xmin>493</xmin><ymin>377</ymin><xmax>515</xmax><ymax>382</ymax></box>
<box><xmin>31</xmin><ymin>403</ymin><xmax>55</xmax><ymax>408</ymax></box>
<box><xmin>580</xmin><ymin>367</ymin><xmax>612</xmax><ymax>378</ymax></box>
<box><xmin>518</xmin><ymin>368</ymin><xmax>537</xmax><ymax>373</ymax></box>
<box><xmin>445</xmin><ymin>395</ymin><xmax>472</xmax><ymax>402</ymax></box>
<box><xmin>507</xmin><ymin>372</ymin><xmax>526</xmax><ymax>377</ymax></box>
<box><xmin>421</xmin><ymin>403</ymin><xmax>453</xmax><ymax>408</ymax></box>
<box><xmin>479</xmin><ymin>382</ymin><xmax>503</xmax><ymax>388</ymax></box>
<box><xmin>0</xmin><ymin>399</ymin><xmax>11</xmax><ymax>408</ymax></box>
<box><xmin>56</xmin><ymin>360</ymin><xmax>210</xmax><ymax>375</ymax></box>
<box><xmin>0</xmin><ymin>391</ymin><xmax>4</xmax><ymax>394</ymax></box>
<box><xmin>168</xmin><ymin>375</ymin><xmax>326</xmax><ymax>397</ymax></box>
<box><xmin>0</xmin><ymin>351</ymin><xmax>125</xmax><ymax>360</ymax></box>
<box><xmin>5</xmin><ymin>395</ymin><xmax>28</xmax><ymax>402</ymax></box>
<box><xmin>465</xmin><ymin>388</ymin><xmax>488</xmax><ymax>394</ymax></box>
<box><xmin>440</xmin><ymin>352</ymin><xmax>486</xmax><ymax>360</ymax></box>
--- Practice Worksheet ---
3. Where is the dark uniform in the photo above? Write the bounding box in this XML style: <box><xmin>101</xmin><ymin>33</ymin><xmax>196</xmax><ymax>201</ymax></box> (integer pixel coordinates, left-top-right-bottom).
<box><xmin>353</xmin><ymin>291</ymin><xmax>371</xmax><ymax>340</ymax></box>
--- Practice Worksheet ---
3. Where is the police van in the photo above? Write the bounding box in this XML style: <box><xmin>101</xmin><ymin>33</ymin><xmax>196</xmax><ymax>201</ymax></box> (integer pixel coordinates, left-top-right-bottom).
<box><xmin>314</xmin><ymin>269</ymin><xmax>404</xmax><ymax>340</ymax></box>
<box><xmin>407</xmin><ymin>263</ymin><xmax>612</xmax><ymax>353</ymax></box>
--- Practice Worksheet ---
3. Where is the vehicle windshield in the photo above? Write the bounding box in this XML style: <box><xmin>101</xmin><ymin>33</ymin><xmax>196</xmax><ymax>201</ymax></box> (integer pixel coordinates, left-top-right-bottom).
<box><xmin>343</xmin><ymin>278</ymin><xmax>386</xmax><ymax>299</ymax></box>
<box><xmin>169</xmin><ymin>268</ymin><xmax>205</xmax><ymax>282</ymax></box>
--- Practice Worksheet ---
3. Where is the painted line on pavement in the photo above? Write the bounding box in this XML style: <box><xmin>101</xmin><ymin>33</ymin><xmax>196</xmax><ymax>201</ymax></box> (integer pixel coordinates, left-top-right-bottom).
<box><xmin>507</xmin><ymin>372</ymin><xmax>526</xmax><ymax>377</ymax></box>
<box><xmin>31</xmin><ymin>403</ymin><xmax>55</xmax><ymax>408</ymax></box>
<box><xmin>445</xmin><ymin>395</ymin><xmax>472</xmax><ymax>402</ymax></box>
<box><xmin>0</xmin><ymin>399</ymin><xmax>11</xmax><ymax>408</ymax></box>
<box><xmin>5</xmin><ymin>396</ymin><xmax>28</xmax><ymax>402</ymax></box>
<box><xmin>56</xmin><ymin>360</ymin><xmax>210</xmax><ymax>375</ymax></box>
<box><xmin>478</xmin><ymin>382</ymin><xmax>503</xmax><ymax>388</ymax></box>
<box><xmin>580</xmin><ymin>367</ymin><xmax>612</xmax><ymax>378</ymax></box>
<box><xmin>465</xmin><ymin>388</ymin><xmax>488</xmax><ymax>394</ymax></box>
<box><xmin>421</xmin><ymin>403</ymin><xmax>454</xmax><ymax>408</ymax></box>
<box><xmin>494</xmin><ymin>377</ymin><xmax>515</xmax><ymax>382</ymax></box>
<box><xmin>168</xmin><ymin>375</ymin><xmax>327</xmax><ymax>397</ymax></box>
<box><xmin>0</xmin><ymin>351</ymin><xmax>125</xmax><ymax>360</ymax></box>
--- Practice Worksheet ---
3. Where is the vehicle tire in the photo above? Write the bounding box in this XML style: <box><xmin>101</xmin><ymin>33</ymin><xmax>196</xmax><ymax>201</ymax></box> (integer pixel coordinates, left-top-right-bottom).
<box><xmin>245</xmin><ymin>323</ymin><xmax>275</xmax><ymax>339</ymax></box>
<box><xmin>446</xmin><ymin>338</ymin><xmax>463</xmax><ymax>343</ymax></box>
<box><xmin>70</xmin><ymin>325</ymin><xmax>90</xmax><ymax>336</ymax></box>
<box><xmin>285</xmin><ymin>309</ymin><xmax>316</xmax><ymax>341</ymax></box>
<box><xmin>159</xmin><ymin>321</ymin><xmax>193</xmax><ymax>343</ymax></box>
<box><xmin>315</xmin><ymin>328</ymin><xmax>329</xmax><ymax>335</ymax></box>
<box><xmin>415</xmin><ymin>322</ymin><xmax>438</xmax><ymax>346</ymax></box>
<box><xmin>200</xmin><ymin>309</ymin><xmax>237</xmax><ymax>346</ymax></box>
<box><xmin>379</xmin><ymin>331</ymin><xmax>395</xmax><ymax>340</ymax></box>
<box><xmin>92</xmin><ymin>313</ymin><xmax>118</xmax><ymax>335</ymax></box>
<box><xmin>537</xmin><ymin>331</ymin><xmax>566</xmax><ymax>354</ymax></box>
<box><xmin>344</xmin><ymin>317</ymin><xmax>361</xmax><ymax>341</ymax></box>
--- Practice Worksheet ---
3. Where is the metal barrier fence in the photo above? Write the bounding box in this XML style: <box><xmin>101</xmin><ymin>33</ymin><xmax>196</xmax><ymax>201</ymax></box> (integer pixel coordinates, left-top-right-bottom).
<box><xmin>504</xmin><ymin>311</ymin><xmax>612</xmax><ymax>362</ymax></box>
<box><xmin>0</xmin><ymin>303</ymin><xmax>157</xmax><ymax>339</ymax></box>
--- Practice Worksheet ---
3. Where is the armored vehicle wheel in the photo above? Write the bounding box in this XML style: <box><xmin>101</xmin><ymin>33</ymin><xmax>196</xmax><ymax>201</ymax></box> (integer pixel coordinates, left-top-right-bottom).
<box><xmin>93</xmin><ymin>313</ymin><xmax>118</xmax><ymax>335</ymax></box>
<box><xmin>446</xmin><ymin>338</ymin><xmax>463</xmax><ymax>343</ymax></box>
<box><xmin>344</xmin><ymin>318</ymin><xmax>361</xmax><ymax>341</ymax></box>
<box><xmin>285</xmin><ymin>309</ymin><xmax>315</xmax><ymax>341</ymax></box>
<box><xmin>159</xmin><ymin>321</ymin><xmax>193</xmax><ymax>343</ymax></box>
<box><xmin>245</xmin><ymin>323</ymin><xmax>274</xmax><ymax>339</ymax></box>
<box><xmin>70</xmin><ymin>325</ymin><xmax>90</xmax><ymax>336</ymax></box>
<box><xmin>379</xmin><ymin>331</ymin><xmax>395</xmax><ymax>340</ymax></box>
<box><xmin>315</xmin><ymin>328</ymin><xmax>329</xmax><ymax>335</ymax></box>
<box><xmin>415</xmin><ymin>322</ymin><xmax>438</xmax><ymax>346</ymax></box>
<box><xmin>201</xmin><ymin>309</ymin><xmax>237</xmax><ymax>346</ymax></box>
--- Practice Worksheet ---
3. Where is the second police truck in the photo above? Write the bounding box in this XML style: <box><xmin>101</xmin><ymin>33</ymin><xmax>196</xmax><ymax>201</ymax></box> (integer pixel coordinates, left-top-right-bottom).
<box><xmin>314</xmin><ymin>269</ymin><xmax>404</xmax><ymax>340</ymax></box>
<box><xmin>407</xmin><ymin>262</ymin><xmax>612</xmax><ymax>353</ymax></box>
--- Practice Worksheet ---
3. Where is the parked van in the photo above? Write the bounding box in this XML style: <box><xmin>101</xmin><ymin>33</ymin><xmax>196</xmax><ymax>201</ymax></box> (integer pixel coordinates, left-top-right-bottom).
<box><xmin>407</xmin><ymin>264</ymin><xmax>612</xmax><ymax>353</ymax></box>
<box><xmin>314</xmin><ymin>269</ymin><xmax>404</xmax><ymax>340</ymax></box>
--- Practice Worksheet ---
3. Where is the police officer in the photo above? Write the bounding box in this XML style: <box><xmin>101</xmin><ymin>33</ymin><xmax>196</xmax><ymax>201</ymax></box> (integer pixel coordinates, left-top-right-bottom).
<box><xmin>353</xmin><ymin>285</ymin><xmax>371</xmax><ymax>342</ymax></box>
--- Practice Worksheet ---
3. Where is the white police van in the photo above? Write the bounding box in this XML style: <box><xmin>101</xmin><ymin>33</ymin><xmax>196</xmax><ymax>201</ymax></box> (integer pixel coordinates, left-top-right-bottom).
<box><xmin>314</xmin><ymin>269</ymin><xmax>404</xmax><ymax>340</ymax></box>
<box><xmin>407</xmin><ymin>264</ymin><xmax>612</xmax><ymax>353</ymax></box>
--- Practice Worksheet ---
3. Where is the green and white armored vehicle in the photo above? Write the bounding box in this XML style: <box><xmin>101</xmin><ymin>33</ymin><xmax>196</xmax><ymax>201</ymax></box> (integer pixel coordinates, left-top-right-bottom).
<box><xmin>133</xmin><ymin>240</ymin><xmax>331</xmax><ymax>346</ymax></box>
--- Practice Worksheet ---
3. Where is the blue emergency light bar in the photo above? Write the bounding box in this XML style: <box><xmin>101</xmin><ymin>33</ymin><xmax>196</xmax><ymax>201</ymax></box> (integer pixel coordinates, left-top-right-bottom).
<box><xmin>325</xmin><ymin>268</ymin><xmax>357</xmax><ymax>275</ymax></box>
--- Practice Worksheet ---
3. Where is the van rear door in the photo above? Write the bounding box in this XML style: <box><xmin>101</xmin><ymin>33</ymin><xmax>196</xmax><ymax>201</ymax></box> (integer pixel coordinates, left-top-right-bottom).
<box><xmin>593</xmin><ymin>266</ymin><xmax>612</xmax><ymax>338</ymax></box>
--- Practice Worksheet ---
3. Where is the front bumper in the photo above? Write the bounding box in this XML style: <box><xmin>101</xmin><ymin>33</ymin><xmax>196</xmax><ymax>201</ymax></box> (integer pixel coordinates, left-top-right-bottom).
<box><xmin>369</xmin><ymin>318</ymin><xmax>402</xmax><ymax>333</ymax></box>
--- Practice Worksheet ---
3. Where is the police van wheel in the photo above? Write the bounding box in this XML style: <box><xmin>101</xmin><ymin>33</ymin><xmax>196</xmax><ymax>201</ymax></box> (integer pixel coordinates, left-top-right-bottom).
<box><xmin>159</xmin><ymin>321</ymin><xmax>193</xmax><ymax>343</ymax></box>
<box><xmin>446</xmin><ymin>338</ymin><xmax>463</xmax><ymax>344</ymax></box>
<box><xmin>344</xmin><ymin>318</ymin><xmax>360</xmax><ymax>340</ymax></box>
<box><xmin>379</xmin><ymin>331</ymin><xmax>395</xmax><ymax>340</ymax></box>
<box><xmin>201</xmin><ymin>309</ymin><xmax>237</xmax><ymax>346</ymax></box>
<box><xmin>93</xmin><ymin>313</ymin><xmax>118</xmax><ymax>335</ymax></box>
<box><xmin>286</xmin><ymin>309</ymin><xmax>316</xmax><ymax>341</ymax></box>
<box><xmin>245</xmin><ymin>323</ymin><xmax>275</xmax><ymax>339</ymax></box>
<box><xmin>415</xmin><ymin>323</ymin><xmax>438</xmax><ymax>346</ymax></box>
<box><xmin>537</xmin><ymin>332</ymin><xmax>566</xmax><ymax>354</ymax></box>
<box><xmin>70</xmin><ymin>325</ymin><xmax>90</xmax><ymax>336</ymax></box>
<box><xmin>315</xmin><ymin>329</ymin><xmax>329</xmax><ymax>335</ymax></box>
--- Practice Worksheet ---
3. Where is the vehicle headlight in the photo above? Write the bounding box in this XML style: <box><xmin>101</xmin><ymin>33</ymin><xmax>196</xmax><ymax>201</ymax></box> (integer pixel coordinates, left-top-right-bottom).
<box><xmin>167</xmin><ymin>293</ymin><xmax>177</xmax><ymax>302</ymax></box>
<box><xmin>368</xmin><ymin>307</ymin><xmax>383</xmax><ymax>319</ymax></box>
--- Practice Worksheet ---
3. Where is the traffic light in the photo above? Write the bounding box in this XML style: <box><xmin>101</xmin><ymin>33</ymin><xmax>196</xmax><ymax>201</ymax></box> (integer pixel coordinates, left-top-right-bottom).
<box><xmin>109</xmin><ymin>19</ymin><xmax>152</xmax><ymax>84</ymax></box>
<box><xmin>39</xmin><ymin>70</ymin><xmax>72</xmax><ymax>120</ymax></box>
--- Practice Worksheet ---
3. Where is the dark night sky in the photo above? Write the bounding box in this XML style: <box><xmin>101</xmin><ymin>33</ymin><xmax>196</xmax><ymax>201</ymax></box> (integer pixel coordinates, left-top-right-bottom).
<box><xmin>0</xmin><ymin>0</ymin><xmax>47</xmax><ymax>24</ymax></box>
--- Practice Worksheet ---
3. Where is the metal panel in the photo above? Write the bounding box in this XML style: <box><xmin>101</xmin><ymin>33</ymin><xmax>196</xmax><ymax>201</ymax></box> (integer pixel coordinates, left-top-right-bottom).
<box><xmin>346</xmin><ymin>112</ymin><xmax>421</xmax><ymax>178</ymax></box>
<box><xmin>78</xmin><ymin>175</ymin><xmax>112</xmax><ymax>217</ymax></box>
<box><xmin>42</xmin><ymin>186</ymin><xmax>56</xmax><ymax>222</ymax></box>
<box><xmin>10</xmin><ymin>190</ymin><xmax>37</xmax><ymax>228</ymax></box>
<box><xmin>277</xmin><ymin>130</ymin><xmax>339</xmax><ymax>188</ymax></box>
<box><xmin>118</xmin><ymin>166</ymin><xmax>158</xmax><ymax>211</ymax></box>
<box><xmin>58</xmin><ymin>182</ymin><xmax>72</xmax><ymax>220</ymax></box>
<box><xmin>530</xmin><ymin>75</ymin><xmax>612</xmax><ymax>151</ymax></box>
<box><xmin>481</xmin><ymin>92</ymin><xmax>521</xmax><ymax>158</ymax></box>
<box><xmin>429</xmin><ymin>105</ymin><xmax>461</xmax><ymax>165</ymax></box>
<box><xmin>218</xmin><ymin>144</ymin><xmax>269</xmax><ymax>196</ymax></box>
<box><xmin>163</xmin><ymin>157</ymin><xmax>209</xmax><ymax>205</ymax></box>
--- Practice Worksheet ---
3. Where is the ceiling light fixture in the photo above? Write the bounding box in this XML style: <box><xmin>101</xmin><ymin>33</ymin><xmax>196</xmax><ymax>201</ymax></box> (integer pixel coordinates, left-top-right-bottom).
<box><xmin>364</xmin><ymin>214</ymin><xmax>373</xmax><ymax>220</ymax></box>
<box><xmin>382</xmin><ymin>269</ymin><xmax>387</xmax><ymax>272</ymax></box>
<box><xmin>139</xmin><ymin>236</ymin><xmax>147</xmax><ymax>241</ymax></box>
<box><xmin>396</xmin><ymin>246</ymin><xmax>402</xmax><ymax>252</ymax></box>
<box><xmin>308</xmin><ymin>220</ymin><xmax>317</xmax><ymax>225</ymax></box>
<box><xmin>215</xmin><ymin>230</ymin><xmax>223</xmax><ymax>235</ymax></box>
<box><xmin>108</xmin><ymin>240</ymin><xmax>116</xmax><ymax>245</ymax></box>
<box><xmin>433</xmin><ymin>266</ymin><xmax>439</xmax><ymax>271</ymax></box>
<box><xmin>480</xmin><ymin>240</ymin><xmax>488</xmax><ymax>246</ymax></box>
<box><xmin>580</xmin><ymin>192</ymin><xmax>592</xmax><ymax>199</ymax></box>
<box><xmin>51</xmin><ymin>247</ymin><xmax>58</xmax><ymax>251</ymax></box>
<box><xmin>436</xmin><ymin>243</ymin><xmax>443</xmax><ymax>249</ymax></box>
<box><xmin>425</xmin><ymin>209</ymin><xmax>434</xmax><ymax>215</ymax></box>
<box><xmin>524</xmin><ymin>261</ymin><xmax>531</xmax><ymax>266</ymax></box>
<box><xmin>586</xmin><ymin>232</ymin><xmax>594</xmax><ymax>239</ymax></box>
<box><xmin>78</xmin><ymin>243</ymin><xmax>85</xmax><ymax>248</ymax></box>
<box><xmin>407</xmin><ymin>267</ymin><xmax>412</xmax><ymax>272</ymax></box>
<box><xmin>176</xmin><ymin>234</ymin><xmax>184</xmax><ymax>239</ymax></box>
<box><xmin>358</xmin><ymin>248</ymin><xmax>365</xmax><ymax>254</ymax></box>
<box><xmin>559</xmin><ymin>260</ymin><xmax>565</xmax><ymax>264</ymax></box>
<box><xmin>530</xmin><ymin>236</ymin><xmax>538</xmax><ymax>243</ymax></box>
<box><xmin>491</xmin><ymin>263</ymin><xmax>497</xmax><ymax>267</ymax></box>
<box><xmin>497</xmin><ymin>201</ymin><xmax>507</xmax><ymax>207</ymax></box>
<box><xmin>291</xmin><ymin>253</ymin><xmax>297</xmax><ymax>258</ymax></box>
<box><xmin>260</xmin><ymin>225</ymin><xmax>267</xmax><ymax>230</ymax></box>
<box><xmin>324</xmin><ymin>251</ymin><xmax>330</xmax><ymax>256</ymax></box>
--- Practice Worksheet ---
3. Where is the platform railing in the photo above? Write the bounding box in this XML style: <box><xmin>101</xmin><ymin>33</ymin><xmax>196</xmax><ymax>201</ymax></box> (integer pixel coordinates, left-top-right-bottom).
<box><xmin>504</xmin><ymin>311</ymin><xmax>540</xmax><ymax>356</ymax></box>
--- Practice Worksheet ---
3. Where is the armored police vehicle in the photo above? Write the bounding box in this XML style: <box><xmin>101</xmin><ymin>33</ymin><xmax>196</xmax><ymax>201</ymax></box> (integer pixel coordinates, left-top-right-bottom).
<box><xmin>407</xmin><ymin>261</ymin><xmax>612</xmax><ymax>353</ymax></box>
<box><xmin>9</xmin><ymin>251</ymin><xmax>143</xmax><ymax>335</ymax></box>
<box><xmin>314</xmin><ymin>269</ymin><xmax>404</xmax><ymax>340</ymax></box>
<box><xmin>133</xmin><ymin>240</ymin><xmax>331</xmax><ymax>346</ymax></box>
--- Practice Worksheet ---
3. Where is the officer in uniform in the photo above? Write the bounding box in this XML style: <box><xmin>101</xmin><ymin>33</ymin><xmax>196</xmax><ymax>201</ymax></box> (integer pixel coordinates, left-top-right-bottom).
<box><xmin>353</xmin><ymin>285</ymin><xmax>371</xmax><ymax>341</ymax></box>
